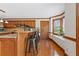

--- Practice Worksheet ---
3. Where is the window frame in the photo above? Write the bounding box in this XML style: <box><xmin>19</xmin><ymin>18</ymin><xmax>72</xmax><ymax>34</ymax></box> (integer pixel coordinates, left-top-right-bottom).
<box><xmin>53</xmin><ymin>17</ymin><xmax>64</xmax><ymax>35</ymax></box>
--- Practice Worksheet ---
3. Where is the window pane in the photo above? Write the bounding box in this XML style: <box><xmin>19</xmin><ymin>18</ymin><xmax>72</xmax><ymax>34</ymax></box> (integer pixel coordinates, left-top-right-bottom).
<box><xmin>54</xmin><ymin>20</ymin><xmax>60</xmax><ymax>34</ymax></box>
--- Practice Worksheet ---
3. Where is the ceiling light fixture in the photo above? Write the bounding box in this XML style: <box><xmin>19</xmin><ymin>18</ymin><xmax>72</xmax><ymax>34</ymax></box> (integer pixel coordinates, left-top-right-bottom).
<box><xmin>0</xmin><ymin>9</ymin><xmax>5</xmax><ymax>13</ymax></box>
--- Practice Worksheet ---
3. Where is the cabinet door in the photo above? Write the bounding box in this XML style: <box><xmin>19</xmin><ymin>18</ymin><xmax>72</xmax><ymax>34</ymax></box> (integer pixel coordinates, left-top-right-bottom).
<box><xmin>31</xmin><ymin>21</ymin><xmax>35</xmax><ymax>28</ymax></box>
<box><xmin>10</xmin><ymin>21</ymin><xmax>16</xmax><ymax>28</ymax></box>
<box><xmin>4</xmin><ymin>21</ymin><xmax>16</xmax><ymax>28</ymax></box>
<box><xmin>0</xmin><ymin>38</ymin><xmax>16</xmax><ymax>56</ymax></box>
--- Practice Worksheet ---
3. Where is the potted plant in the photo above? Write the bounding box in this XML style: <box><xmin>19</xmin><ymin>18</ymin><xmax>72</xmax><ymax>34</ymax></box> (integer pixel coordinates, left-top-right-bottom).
<box><xmin>60</xmin><ymin>28</ymin><xmax>63</xmax><ymax>36</ymax></box>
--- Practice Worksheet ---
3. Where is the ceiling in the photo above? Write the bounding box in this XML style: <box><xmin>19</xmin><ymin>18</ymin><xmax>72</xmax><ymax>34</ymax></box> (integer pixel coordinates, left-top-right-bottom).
<box><xmin>0</xmin><ymin>3</ymin><xmax>65</xmax><ymax>18</ymax></box>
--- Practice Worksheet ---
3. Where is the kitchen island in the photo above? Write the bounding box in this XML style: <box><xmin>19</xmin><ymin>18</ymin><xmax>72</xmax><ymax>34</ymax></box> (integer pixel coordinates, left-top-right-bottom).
<box><xmin>0</xmin><ymin>28</ymin><xmax>34</xmax><ymax>56</ymax></box>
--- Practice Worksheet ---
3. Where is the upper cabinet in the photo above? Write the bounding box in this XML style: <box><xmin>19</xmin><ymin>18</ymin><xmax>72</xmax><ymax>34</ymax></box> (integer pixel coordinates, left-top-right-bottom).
<box><xmin>4</xmin><ymin>19</ymin><xmax>35</xmax><ymax>28</ymax></box>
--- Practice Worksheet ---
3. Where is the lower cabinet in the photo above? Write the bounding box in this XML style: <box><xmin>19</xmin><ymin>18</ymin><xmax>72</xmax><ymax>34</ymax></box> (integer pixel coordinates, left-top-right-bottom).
<box><xmin>0</xmin><ymin>38</ymin><xmax>16</xmax><ymax>56</ymax></box>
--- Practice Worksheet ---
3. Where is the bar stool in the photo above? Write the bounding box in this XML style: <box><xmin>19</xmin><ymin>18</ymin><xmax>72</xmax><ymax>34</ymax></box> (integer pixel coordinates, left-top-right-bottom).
<box><xmin>25</xmin><ymin>32</ymin><xmax>37</xmax><ymax>55</ymax></box>
<box><xmin>35</xmin><ymin>30</ymin><xmax>40</xmax><ymax>52</ymax></box>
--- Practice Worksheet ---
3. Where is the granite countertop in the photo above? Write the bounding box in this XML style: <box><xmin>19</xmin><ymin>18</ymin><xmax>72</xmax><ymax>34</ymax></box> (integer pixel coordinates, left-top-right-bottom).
<box><xmin>0</xmin><ymin>33</ymin><xmax>17</xmax><ymax>38</ymax></box>
<box><xmin>0</xmin><ymin>29</ymin><xmax>17</xmax><ymax>38</ymax></box>
<box><xmin>0</xmin><ymin>27</ymin><xmax>35</xmax><ymax>38</ymax></box>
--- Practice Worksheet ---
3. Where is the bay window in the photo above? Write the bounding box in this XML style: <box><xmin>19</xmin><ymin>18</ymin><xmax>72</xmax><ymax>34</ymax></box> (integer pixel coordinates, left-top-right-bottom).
<box><xmin>53</xmin><ymin>17</ymin><xmax>64</xmax><ymax>35</ymax></box>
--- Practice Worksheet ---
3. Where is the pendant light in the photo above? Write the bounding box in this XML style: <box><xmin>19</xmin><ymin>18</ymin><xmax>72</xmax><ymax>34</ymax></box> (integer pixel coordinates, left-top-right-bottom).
<box><xmin>0</xmin><ymin>9</ymin><xmax>8</xmax><ymax>23</ymax></box>
<box><xmin>0</xmin><ymin>18</ymin><xmax>3</xmax><ymax>22</ymax></box>
<box><xmin>0</xmin><ymin>9</ymin><xmax>5</xmax><ymax>23</ymax></box>
<box><xmin>5</xmin><ymin>20</ymin><xmax>8</xmax><ymax>23</ymax></box>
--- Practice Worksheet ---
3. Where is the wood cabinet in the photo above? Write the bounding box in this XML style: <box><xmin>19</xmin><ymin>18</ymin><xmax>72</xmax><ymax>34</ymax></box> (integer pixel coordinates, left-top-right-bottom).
<box><xmin>4</xmin><ymin>21</ymin><xmax>16</xmax><ymax>28</ymax></box>
<box><xmin>0</xmin><ymin>38</ymin><xmax>17</xmax><ymax>56</ymax></box>
<box><xmin>4</xmin><ymin>20</ymin><xmax>35</xmax><ymax>28</ymax></box>
<box><xmin>76</xmin><ymin>3</ymin><xmax>79</xmax><ymax>56</ymax></box>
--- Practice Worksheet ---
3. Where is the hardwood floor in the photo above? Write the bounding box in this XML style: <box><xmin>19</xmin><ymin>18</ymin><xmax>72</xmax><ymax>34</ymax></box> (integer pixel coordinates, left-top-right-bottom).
<box><xmin>37</xmin><ymin>38</ymin><xmax>53</xmax><ymax>56</ymax></box>
<box><xmin>26</xmin><ymin>37</ymin><xmax>54</xmax><ymax>56</ymax></box>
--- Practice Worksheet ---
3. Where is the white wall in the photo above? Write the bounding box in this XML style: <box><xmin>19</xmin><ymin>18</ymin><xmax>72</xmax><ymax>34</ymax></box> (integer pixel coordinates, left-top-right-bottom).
<box><xmin>35</xmin><ymin>20</ymin><xmax>40</xmax><ymax>30</ymax></box>
<box><xmin>49</xmin><ymin>18</ymin><xmax>53</xmax><ymax>34</ymax></box>
<box><xmin>0</xmin><ymin>22</ymin><xmax>3</xmax><ymax>27</ymax></box>
<box><xmin>64</xmin><ymin>3</ymin><xmax>76</xmax><ymax>38</ymax></box>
